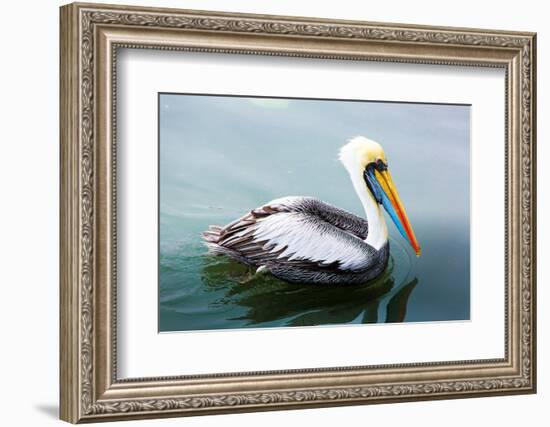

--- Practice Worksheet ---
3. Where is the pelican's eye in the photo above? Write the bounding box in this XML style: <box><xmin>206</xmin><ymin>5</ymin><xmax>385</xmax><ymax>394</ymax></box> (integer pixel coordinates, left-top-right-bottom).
<box><xmin>375</xmin><ymin>159</ymin><xmax>388</xmax><ymax>171</ymax></box>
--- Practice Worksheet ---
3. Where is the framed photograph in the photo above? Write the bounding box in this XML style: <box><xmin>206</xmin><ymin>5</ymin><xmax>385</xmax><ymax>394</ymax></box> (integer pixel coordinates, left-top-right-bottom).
<box><xmin>59</xmin><ymin>2</ymin><xmax>537</xmax><ymax>423</ymax></box>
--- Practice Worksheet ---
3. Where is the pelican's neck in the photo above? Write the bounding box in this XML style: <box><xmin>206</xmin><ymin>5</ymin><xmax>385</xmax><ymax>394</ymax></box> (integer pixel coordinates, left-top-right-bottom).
<box><xmin>348</xmin><ymin>169</ymin><xmax>388</xmax><ymax>251</ymax></box>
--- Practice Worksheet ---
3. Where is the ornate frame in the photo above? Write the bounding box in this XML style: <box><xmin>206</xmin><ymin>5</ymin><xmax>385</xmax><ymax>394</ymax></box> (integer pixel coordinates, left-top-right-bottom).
<box><xmin>59</xmin><ymin>2</ymin><xmax>537</xmax><ymax>423</ymax></box>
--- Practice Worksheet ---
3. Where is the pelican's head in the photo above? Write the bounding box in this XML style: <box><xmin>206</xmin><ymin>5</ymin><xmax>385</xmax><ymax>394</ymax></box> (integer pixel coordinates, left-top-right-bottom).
<box><xmin>339</xmin><ymin>136</ymin><xmax>421</xmax><ymax>256</ymax></box>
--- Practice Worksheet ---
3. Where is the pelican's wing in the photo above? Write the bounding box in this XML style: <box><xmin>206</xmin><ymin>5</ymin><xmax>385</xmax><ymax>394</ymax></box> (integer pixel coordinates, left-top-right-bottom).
<box><xmin>206</xmin><ymin>198</ymin><xmax>376</xmax><ymax>272</ymax></box>
<box><xmin>269</xmin><ymin>196</ymin><xmax>369</xmax><ymax>240</ymax></box>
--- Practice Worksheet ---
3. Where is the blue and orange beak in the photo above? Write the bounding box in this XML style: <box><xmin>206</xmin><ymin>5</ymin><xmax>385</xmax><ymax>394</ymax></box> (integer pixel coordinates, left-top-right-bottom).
<box><xmin>364</xmin><ymin>164</ymin><xmax>421</xmax><ymax>256</ymax></box>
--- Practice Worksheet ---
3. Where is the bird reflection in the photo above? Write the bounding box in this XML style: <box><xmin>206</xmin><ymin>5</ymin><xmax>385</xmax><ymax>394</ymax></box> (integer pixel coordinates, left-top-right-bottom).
<box><xmin>201</xmin><ymin>256</ymin><xmax>418</xmax><ymax>327</ymax></box>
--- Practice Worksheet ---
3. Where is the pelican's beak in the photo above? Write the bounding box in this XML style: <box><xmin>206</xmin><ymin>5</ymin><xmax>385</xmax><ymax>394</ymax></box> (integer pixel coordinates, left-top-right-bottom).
<box><xmin>374</xmin><ymin>168</ymin><xmax>421</xmax><ymax>256</ymax></box>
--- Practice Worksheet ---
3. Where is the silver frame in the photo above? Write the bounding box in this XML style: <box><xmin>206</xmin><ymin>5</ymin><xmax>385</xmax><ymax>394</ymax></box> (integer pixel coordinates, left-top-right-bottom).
<box><xmin>60</xmin><ymin>2</ymin><xmax>536</xmax><ymax>423</ymax></box>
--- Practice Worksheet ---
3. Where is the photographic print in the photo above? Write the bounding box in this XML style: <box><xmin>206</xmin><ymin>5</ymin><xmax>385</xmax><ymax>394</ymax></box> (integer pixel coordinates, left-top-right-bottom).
<box><xmin>60</xmin><ymin>5</ymin><xmax>536</xmax><ymax>420</ymax></box>
<box><xmin>159</xmin><ymin>93</ymin><xmax>470</xmax><ymax>332</ymax></box>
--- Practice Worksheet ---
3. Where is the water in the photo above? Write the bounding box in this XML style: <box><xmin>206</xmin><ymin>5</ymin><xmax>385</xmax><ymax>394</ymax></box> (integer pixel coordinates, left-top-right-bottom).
<box><xmin>159</xmin><ymin>94</ymin><xmax>470</xmax><ymax>332</ymax></box>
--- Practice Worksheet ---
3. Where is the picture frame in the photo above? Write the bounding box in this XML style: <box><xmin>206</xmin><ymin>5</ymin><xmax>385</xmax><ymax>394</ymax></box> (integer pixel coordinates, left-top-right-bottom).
<box><xmin>59</xmin><ymin>2</ymin><xmax>537</xmax><ymax>423</ymax></box>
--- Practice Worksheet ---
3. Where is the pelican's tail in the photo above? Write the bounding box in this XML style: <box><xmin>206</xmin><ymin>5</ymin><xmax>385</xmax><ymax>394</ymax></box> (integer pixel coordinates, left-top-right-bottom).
<box><xmin>202</xmin><ymin>225</ymin><xmax>223</xmax><ymax>243</ymax></box>
<box><xmin>202</xmin><ymin>225</ymin><xmax>226</xmax><ymax>255</ymax></box>
<box><xmin>202</xmin><ymin>224</ymin><xmax>257</xmax><ymax>267</ymax></box>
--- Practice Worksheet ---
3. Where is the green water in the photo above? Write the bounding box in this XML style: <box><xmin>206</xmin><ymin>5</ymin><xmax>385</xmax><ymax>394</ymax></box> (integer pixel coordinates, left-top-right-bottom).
<box><xmin>158</xmin><ymin>94</ymin><xmax>470</xmax><ymax>332</ymax></box>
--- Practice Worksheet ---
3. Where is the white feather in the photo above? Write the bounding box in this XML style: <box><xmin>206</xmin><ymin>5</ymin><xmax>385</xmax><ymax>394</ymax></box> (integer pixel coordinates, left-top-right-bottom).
<box><xmin>339</xmin><ymin>137</ymin><xmax>388</xmax><ymax>250</ymax></box>
<box><xmin>251</xmin><ymin>212</ymin><xmax>368</xmax><ymax>270</ymax></box>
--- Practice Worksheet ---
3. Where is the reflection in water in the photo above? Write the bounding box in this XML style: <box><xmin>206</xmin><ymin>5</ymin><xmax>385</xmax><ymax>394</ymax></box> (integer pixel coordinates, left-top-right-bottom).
<box><xmin>158</xmin><ymin>232</ymin><xmax>435</xmax><ymax>331</ymax></box>
<box><xmin>200</xmin><ymin>255</ymin><xmax>418</xmax><ymax>328</ymax></box>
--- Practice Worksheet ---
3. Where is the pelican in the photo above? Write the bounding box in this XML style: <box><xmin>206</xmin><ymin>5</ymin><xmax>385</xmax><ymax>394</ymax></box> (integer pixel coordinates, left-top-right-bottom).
<box><xmin>203</xmin><ymin>136</ymin><xmax>421</xmax><ymax>285</ymax></box>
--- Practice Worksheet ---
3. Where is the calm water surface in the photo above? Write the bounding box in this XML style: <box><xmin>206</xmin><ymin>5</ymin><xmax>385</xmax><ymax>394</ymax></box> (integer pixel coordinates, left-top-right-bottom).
<box><xmin>159</xmin><ymin>94</ymin><xmax>470</xmax><ymax>332</ymax></box>
<box><xmin>159</xmin><ymin>218</ymin><xmax>470</xmax><ymax>332</ymax></box>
